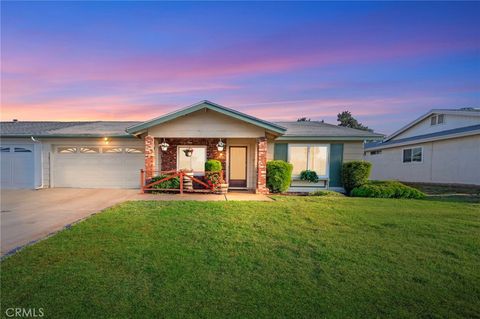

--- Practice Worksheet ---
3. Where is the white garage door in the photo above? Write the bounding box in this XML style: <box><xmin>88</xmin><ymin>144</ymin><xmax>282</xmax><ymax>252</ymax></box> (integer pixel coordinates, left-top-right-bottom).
<box><xmin>53</xmin><ymin>146</ymin><xmax>144</xmax><ymax>188</ymax></box>
<box><xmin>1</xmin><ymin>145</ymin><xmax>35</xmax><ymax>189</ymax></box>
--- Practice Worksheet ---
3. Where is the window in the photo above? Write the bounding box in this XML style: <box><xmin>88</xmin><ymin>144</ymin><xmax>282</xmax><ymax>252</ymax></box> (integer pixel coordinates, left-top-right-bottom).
<box><xmin>57</xmin><ymin>147</ymin><xmax>77</xmax><ymax>154</ymax></box>
<box><xmin>437</xmin><ymin>114</ymin><xmax>445</xmax><ymax>124</ymax></box>
<box><xmin>430</xmin><ymin>115</ymin><xmax>437</xmax><ymax>126</ymax></box>
<box><xmin>177</xmin><ymin>146</ymin><xmax>206</xmax><ymax>174</ymax></box>
<box><xmin>80</xmin><ymin>147</ymin><xmax>99</xmax><ymax>154</ymax></box>
<box><xmin>125</xmin><ymin>147</ymin><xmax>143</xmax><ymax>154</ymax></box>
<box><xmin>103</xmin><ymin>147</ymin><xmax>123</xmax><ymax>153</ymax></box>
<box><xmin>403</xmin><ymin>147</ymin><xmax>422</xmax><ymax>163</ymax></box>
<box><xmin>289</xmin><ymin>144</ymin><xmax>328</xmax><ymax>177</ymax></box>
<box><xmin>1</xmin><ymin>147</ymin><xmax>10</xmax><ymax>152</ymax></box>
<box><xmin>14</xmin><ymin>147</ymin><xmax>32</xmax><ymax>153</ymax></box>
<box><xmin>370</xmin><ymin>150</ymin><xmax>382</xmax><ymax>155</ymax></box>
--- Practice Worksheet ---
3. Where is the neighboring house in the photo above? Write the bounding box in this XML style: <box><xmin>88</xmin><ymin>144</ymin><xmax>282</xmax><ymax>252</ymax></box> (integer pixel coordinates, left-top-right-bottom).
<box><xmin>365</xmin><ymin>108</ymin><xmax>480</xmax><ymax>186</ymax></box>
<box><xmin>0</xmin><ymin>101</ymin><xmax>382</xmax><ymax>193</ymax></box>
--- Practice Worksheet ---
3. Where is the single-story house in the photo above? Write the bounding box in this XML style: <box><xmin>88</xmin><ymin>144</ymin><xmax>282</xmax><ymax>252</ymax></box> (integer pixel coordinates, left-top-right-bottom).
<box><xmin>365</xmin><ymin>108</ymin><xmax>480</xmax><ymax>186</ymax></box>
<box><xmin>1</xmin><ymin>100</ymin><xmax>383</xmax><ymax>193</ymax></box>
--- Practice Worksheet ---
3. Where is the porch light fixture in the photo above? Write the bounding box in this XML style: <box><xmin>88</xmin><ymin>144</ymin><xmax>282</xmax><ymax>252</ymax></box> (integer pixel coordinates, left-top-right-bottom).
<box><xmin>183</xmin><ymin>147</ymin><xmax>194</xmax><ymax>157</ymax></box>
<box><xmin>103</xmin><ymin>137</ymin><xmax>110</xmax><ymax>145</ymax></box>
<box><xmin>160</xmin><ymin>138</ymin><xmax>169</xmax><ymax>152</ymax></box>
<box><xmin>216</xmin><ymin>138</ymin><xmax>225</xmax><ymax>152</ymax></box>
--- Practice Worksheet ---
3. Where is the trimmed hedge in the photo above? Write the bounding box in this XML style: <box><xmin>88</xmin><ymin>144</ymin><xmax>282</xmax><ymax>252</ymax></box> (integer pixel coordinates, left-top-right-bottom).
<box><xmin>150</xmin><ymin>175</ymin><xmax>180</xmax><ymax>189</ymax></box>
<box><xmin>342</xmin><ymin>161</ymin><xmax>372</xmax><ymax>194</ymax></box>
<box><xmin>351</xmin><ymin>181</ymin><xmax>426</xmax><ymax>199</ymax></box>
<box><xmin>266</xmin><ymin>160</ymin><xmax>293</xmax><ymax>193</ymax></box>
<box><xmin>205</xmin><ymin>159</ymin><xmax>222</xmax><ymax>172</ymax></box>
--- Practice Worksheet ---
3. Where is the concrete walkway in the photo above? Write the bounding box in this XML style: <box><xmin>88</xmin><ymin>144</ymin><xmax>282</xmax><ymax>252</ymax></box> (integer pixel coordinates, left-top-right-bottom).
<box><xmin>1</xmin><ymin>188</ymin><xmax>271</xmax><ymax>256</ymax></box>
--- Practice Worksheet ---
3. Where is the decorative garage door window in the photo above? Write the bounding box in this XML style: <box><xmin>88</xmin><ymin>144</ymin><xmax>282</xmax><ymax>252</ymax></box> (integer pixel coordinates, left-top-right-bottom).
<box><xmin>58</xmin><ymin>147</ymin><xmax>78</xmax><ymax>153</ymax></box>
<box><xmin>288</xmin><ymin>144</ymin><xmax>329</xmax><ymax>178</ymax></box>
<box><xmin>103</xmin><ymin>147</ymin><xmax>123</xmax><ymax>153</ymax></box>
<box><xmin>14</xmin><ymin>147</ymin><xmax>32</xmax><ymax>153</ymax></box>
<box><xmin>125</xmin><ymin>147</ymin><xmax>143</xmax><ymax>154</ymax></box>
<box><xmin>80</xmin><ymin>147</ymin><xmax>100</xmax><ymax>153</ymax></box>
<box><xmin>1</xmin><ymin>147</ymin><xmax>10</xmax><ymax>152</ymax></box>
<box><xmin>177</xmin><ymin>146</ymin><xmax>207</xmax><ymax>174</ymax></box>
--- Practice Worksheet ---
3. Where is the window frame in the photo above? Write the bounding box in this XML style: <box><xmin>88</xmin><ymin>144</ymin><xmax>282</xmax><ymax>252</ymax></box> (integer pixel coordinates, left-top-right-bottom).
<box><xmin>430</xmin><ymin>115</ymin><xmax>437</xmax><ymax>126</ymax></box>
<box><xmin>288</xmin><ymin>144</ymin><xmax>330</xmax><ymax>179</ymax></box>
<box><xmin>176</xmin><ymin>145</ymin><xmax>207</xmax><ymax>175</ymax></box>
<box><xmin>402</xmin><ymin>146</ymin><xmax>423</xmax><ymax>163</ymax></box>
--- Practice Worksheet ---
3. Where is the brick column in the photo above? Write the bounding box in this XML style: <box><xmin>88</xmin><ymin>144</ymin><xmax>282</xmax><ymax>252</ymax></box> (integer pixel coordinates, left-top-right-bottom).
<box><xmin>145</xmin><ymin>135</ymin><xmax>155</xmax><ymax>179</ymax></box>
<box><xmin>256</xmin><ymin>137</ymin><xmax>269</xmax><ymax>194</ymax></box>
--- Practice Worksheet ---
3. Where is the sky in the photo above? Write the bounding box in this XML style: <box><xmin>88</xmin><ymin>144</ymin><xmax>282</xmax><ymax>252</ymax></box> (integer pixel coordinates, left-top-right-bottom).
<box><xmin>1</xmin><ymin>1</ymin><xmax>479</xmax><ymax>134</ymax></box>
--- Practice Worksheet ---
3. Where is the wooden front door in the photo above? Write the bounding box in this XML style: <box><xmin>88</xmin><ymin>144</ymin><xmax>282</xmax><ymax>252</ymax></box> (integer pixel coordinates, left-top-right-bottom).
<box><xmin>229</xmin><ymin>146</ymin><xmax>247</xmax><ymax>187</ymax></box>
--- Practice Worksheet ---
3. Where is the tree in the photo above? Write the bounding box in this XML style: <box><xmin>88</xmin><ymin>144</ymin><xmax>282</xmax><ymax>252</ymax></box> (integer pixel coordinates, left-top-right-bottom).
<box><xmin>297</xmin><ymin>117</ymin><xmax>311</xmax><ymax>122</ymax></box>
<box><xmin>337</xmin><ymin>111</ymin><xmax>372</xmax><ymax>132</ymax></box>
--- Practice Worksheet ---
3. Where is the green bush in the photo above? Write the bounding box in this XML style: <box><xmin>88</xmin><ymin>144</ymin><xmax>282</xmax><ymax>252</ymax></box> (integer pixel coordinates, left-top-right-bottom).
<box><xmin>205</xmin><ymin>159</ymin><xmax>222</xmax><ymax>172</ymax></box>
<box><xmin>309</xmin><ymin>190</ymin><xmax>344</xmax><ymax>197</ymax></box>
<box><xmin>300</xmin><ymin>170</ymin><xmax>319</xmax><ymax>183</ymax></box>
<box><xmin>266</xmin><ymin>160</ymin><xmax>293</xmax><ymax>193</ymax></box>
<box><xmin>351</xmin><ymin>181</ymin><xmax>426</xmax><ymax>199</ymax></box>
<box><xmin>149</xmin><ymin>175</ymin><xmax>180</xmax><ymax>189</ymax></box>
<box><xmin>342</xmin><ymin>161</ymin><xmax>372</xmax><ymax>194</ymax></box>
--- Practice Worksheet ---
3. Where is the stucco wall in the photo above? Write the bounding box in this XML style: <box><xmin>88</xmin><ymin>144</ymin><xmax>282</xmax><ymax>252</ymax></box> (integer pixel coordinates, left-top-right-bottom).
<box><xmin>343</xmin><ymin>141</ymin><xmax>364</xmax><ymax>162</ymax></box>
<box><xmin>148</xmin><ymin>109</ymin><xmax>266</xmax><ymax>138</ymax></box>
<box><xmin>366</xmin><ymin>135</ymin><xmax>480</xmax><ymax>185</ymax></box>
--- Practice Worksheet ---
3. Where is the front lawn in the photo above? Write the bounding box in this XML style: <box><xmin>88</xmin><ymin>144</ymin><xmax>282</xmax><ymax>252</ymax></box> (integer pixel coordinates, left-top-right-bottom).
<box><xmin>1</xmin><ymin>197</ymin><xmax>479</xmax><ymax>318</ymax></box>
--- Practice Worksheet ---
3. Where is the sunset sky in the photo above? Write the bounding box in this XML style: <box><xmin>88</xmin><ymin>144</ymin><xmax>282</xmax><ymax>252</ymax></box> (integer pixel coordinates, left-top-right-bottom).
<box><xmin>1</xmin><ymin>1</ymin><xmax>479</xmax><ymax>134</ymax></box>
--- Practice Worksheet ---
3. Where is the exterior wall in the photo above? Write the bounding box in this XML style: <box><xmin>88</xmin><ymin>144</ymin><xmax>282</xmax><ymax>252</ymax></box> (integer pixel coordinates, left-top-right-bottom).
<box><xmin>366</xmin><ymin>135</ymin><xmax>480</xmax><ymax>185</ymax></box>
<box><xmin>394</xmin><ymin>114</ymin><xmax>480</xmax><ymax>140</ymax></box>
<box><xmin>148</xmin><ymin>109</ymin><xmax>265</xmax><ymax>138</ymax></box>
<box><xmin>343</xmin><ymin>141</ymin><xmax>364</xmax><ymax>162</ymax></box>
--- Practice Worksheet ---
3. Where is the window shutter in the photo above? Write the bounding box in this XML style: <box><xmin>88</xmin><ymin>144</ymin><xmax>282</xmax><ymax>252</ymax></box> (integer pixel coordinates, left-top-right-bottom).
<box><xmin>329</xmin><ymin>144</ymin><xmax>344</xmax><ymax>187</ymax></box>
<box><xmin>274</xmin><ymin>143</ymin><xmax>288</xmax><ymax>162</ymax></box>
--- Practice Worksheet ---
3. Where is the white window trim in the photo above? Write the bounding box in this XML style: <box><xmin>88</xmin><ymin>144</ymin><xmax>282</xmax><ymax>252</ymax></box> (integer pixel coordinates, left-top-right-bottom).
<box><xmin>401</xmin><ymin>146</ymin><xmax>423</xmax><ymax>164</ymax></box>
<box><xmin>288</xmin><ymin>144</ymin><xmax>330</xmax><ymax>179</ymax></box>
<box><xmin>176</xmin><ymin>145</ymin><xmax>207</xmax><ymax>175</ymax></box>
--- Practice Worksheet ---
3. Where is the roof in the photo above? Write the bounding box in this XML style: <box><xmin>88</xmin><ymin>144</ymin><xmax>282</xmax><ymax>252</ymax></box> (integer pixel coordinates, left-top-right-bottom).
<box><xmin>274</xmin><ymin>121</ymin><xmax>384</xmax><ymax>140</ymax></box>
<box><xmin>365</xmin><ymin>124</ymin><xmax>480</xmax><ymax>150</ymax></box>
<box><xmin>125</xmin><ymin>100</ymin><xmax>287</xmax><ymax>135</ymax></box>
<box><xmin>385</xmin><ymin>107</ymin><xmax>480</xmax><ymax>142</ymax></box>
<box><xmin>0</xmin><ymin>121</ymin><xmax>140</xmax><ymax>137</ymax></box>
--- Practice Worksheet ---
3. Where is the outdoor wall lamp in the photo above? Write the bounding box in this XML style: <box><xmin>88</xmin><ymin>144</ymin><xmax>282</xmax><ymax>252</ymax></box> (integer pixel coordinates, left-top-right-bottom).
<box><xmin>216</xmin><ymin>138</ymin><xmax>225</xmax><ymax>152</ymax></box>
<box><xmin>104</xmin><ymin>137</ymin><xmax>110</xmax><ymax>145</ymax></box>
<box><xmin>160</xmin><ymin>138</ymin><xmax>169</xmax><ymax>151</ymax></box>
<box><xmin>183</xmin><ymin>147</ymin><xmax>194</xmax><ymax>157</ymax></box>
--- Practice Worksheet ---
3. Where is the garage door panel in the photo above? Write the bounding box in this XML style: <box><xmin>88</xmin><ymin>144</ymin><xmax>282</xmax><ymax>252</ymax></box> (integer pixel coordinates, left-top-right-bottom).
<box><xmin>53</xmin><ymin>151</ymin><xmax>143</xmax><ymax>188</ymax></box>
<box><xmin>0</xmin><ymin>145</ymin><xmax>35</xmax><ymax>189</ymax></box>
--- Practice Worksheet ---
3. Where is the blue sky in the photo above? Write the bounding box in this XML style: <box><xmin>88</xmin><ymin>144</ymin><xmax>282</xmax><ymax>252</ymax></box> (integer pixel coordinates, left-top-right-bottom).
<box><xmin>1</xmin><ymin>1</ymin><xmax>479</xmax><ymax>133</ymax></box>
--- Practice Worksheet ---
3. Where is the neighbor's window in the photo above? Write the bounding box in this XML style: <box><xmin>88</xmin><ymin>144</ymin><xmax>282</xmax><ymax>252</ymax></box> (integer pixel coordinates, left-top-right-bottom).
<box><xmin>289</xmin><ymin>144</ymin><xmax>328</xmax><ymax>177</ymax></box>
<box><xmin>177</xmin><ymin>146</ymin><xmax>207</xmax><ymax>174</ymax></box>
<box><xmin>370</xmin><ymin>150</ymin><xmax>382</xmax><ymax>155</ymax></box>
<box><xmin>430</xmin><ymin>115</ymin><xmax>437</xmax><ymax>126</ymax></box>
<box><xmin>80</xmin><ymin>147</ymin><xmax>99</xmax><ymax>154</ymax></box>
<box><xmin>437</xmin><ymin>114</ymin><xmax>445</xmax><ymax>124</ymax></box>
<box><xmin>58</xmin><ymin>147</ymin><xmax>78</xmax><ymax>154</ymax></box>
<box><xmin>403</xmin><ymin>147</ymin><xmax>422</xmax><ymax>163</ymax></box>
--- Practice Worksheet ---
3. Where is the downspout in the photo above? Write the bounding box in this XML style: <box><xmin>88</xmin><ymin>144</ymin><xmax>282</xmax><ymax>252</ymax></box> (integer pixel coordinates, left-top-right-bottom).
<box><xmin>31</xmin><ymin>136</ymin><xmax>44</xmax><ymax>189</ymax></box>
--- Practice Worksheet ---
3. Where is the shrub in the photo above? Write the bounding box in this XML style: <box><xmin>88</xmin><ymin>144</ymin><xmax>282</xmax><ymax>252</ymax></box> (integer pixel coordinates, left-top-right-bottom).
<box><xmin>342</xmin><ymin>161</ymin><xmax>372</xmax><ymax>194</ymax></box>
<box><xmin>351</xmin><ymin>181</ymin><xmax>426</xmax><ymax>199</ymax></box>
<box><xmin>266</xmin><ymin>160</ymin><xmax>293</xmax><ymax>193</ymax></box>
<box><xmin>149</xmin><ymin>175</ymin><xmax>180</xmax><ymax>189</ymax></box>
<box><xmin>309</xmin><ymin>190</ymin><xmax>344</xmax><ymax>197</ymax></box>
<box><xmin>205</xmin><ymin>159</ymin><xmax>222</xmax><ymax>172</ymax></box>
<box><xmin>300</xmin><ymin>170</ymin><xmax>319</xmax><ymax>183</ymax></box>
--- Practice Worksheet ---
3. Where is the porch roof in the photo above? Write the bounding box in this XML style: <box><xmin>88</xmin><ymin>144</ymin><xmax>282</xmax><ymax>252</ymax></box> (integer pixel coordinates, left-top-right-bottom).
<box><xmin>125</xmin><ymin>100</ymin><xmax>287</xmax><ymax>136</ymax></box>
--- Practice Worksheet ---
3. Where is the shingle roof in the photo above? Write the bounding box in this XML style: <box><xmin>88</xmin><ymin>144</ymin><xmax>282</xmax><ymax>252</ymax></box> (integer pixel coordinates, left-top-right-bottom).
<box><xmin>274</xmin><ymin>121</ymin><xmax>384</xmax><ymax>139</ymax></box>
<box><xmin>365</xmin><ymin>124</ymin><xmax>480</xmax><ymax>150</ymax></box>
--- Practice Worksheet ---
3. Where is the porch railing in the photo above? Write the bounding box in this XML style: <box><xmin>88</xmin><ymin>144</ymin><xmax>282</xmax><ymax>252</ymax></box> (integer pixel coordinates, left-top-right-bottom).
<box><xmin>140</xmin><ymin>169</ymin><xmax>224</xmax><ymax>194</ymax></box>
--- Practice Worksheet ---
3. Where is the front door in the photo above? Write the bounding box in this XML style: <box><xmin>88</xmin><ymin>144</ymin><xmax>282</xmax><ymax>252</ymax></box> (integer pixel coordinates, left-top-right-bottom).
<box><xmin>229</xmin><ymin>146</ymin><xmax>247</xmax><ymax>187</ymax></box>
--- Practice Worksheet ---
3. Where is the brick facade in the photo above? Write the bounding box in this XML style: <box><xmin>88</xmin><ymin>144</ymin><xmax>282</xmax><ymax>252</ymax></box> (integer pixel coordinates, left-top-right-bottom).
<box><xmin>144</xmin><ymin>135</ymin><xmax>155</xmax><ymax>179</ymax></box>
<box><xmin>256</xmin><ymin>137</ymin><xmax>269</xmax><ymax>194</ymax></box>
<box><xmin>159</xmin><ymin>138</ymin><xmax>226</xmax><ymax>174</ymax></box>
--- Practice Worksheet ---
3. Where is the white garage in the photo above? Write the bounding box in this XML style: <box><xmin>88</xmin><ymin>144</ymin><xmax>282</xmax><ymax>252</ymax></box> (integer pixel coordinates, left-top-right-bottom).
<box><xmin>52</xmin><ymin>145</ymin><xmax>144</xmax><ymax>188</ymax></box>
<box><xmin>1</xmin><ymin>144</ymin><xmax>36</xmax><ymax>189</ymax></box>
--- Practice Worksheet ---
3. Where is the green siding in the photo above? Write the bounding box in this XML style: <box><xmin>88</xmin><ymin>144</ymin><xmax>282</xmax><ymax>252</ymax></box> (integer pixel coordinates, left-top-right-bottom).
<box><xmin>329</xmin><ymin>144</ymin><xmax>344</xmax><ymax>187</ymax></box>
<box><xmin>274</xmin><ymin>143</ymin><xmax>288</xmax><ymax>162</ymax></box>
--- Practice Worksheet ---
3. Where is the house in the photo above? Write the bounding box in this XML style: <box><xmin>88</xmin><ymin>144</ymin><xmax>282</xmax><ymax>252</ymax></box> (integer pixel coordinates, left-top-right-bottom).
<box><xmin>365</xmin><ymin>108</ymin><xmax>480</xmax><ymax>186</ymax></box>
<box><xmin>1</xmin><ymin>100</ymin><xmax>383</xmax><ymax>193</ymax></box>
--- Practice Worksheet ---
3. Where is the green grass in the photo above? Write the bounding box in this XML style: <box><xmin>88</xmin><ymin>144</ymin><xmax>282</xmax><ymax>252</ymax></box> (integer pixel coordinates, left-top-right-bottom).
<box><xmin>404</xmin><ymin>182</ymin><xmax>480</xmax><ymax>203</ymax></box>
<box><xmin>1</xmin><ymin>197</ymin><xmax>479</xmax><ymax>318</ymax></box>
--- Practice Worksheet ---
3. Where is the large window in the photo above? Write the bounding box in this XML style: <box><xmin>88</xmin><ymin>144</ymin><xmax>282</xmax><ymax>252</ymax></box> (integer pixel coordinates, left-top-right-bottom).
<box><xmin>289</xmin><ymin>144</ymin><xmax>329</xmax><ymax>177</ymax></box>
<box><xmin>177</xmin><ymin>146</ymin><xmax>207</xmax><ymax>174</ymax></box>
<box><xmin>403</xmin><ymin>147</ymin><xmax>422</xmax><ymax>163</ymax></box>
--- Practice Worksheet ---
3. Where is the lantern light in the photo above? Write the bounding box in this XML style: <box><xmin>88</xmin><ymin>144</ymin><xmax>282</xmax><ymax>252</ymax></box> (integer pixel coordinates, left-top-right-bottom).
<box><xmin>216</xmin><ymin>138</ymin><xmax>225</xmax><ymax>152</ymax></box>
<box><xmin>183</xmin><ymin>147</ymin><xmax>194</xmax><ymax>157</ymax></box>
<box><xmin>160</xmin><ymin>138</ymin><xmax>169</xmax><ymax>151</ymax></box>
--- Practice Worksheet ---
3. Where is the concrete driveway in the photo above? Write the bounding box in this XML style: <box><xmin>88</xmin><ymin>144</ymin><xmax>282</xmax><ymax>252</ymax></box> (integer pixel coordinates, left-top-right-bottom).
<box><xmin>1</xmin><ymin>188</ymin><xmax>139</xmax><ymax>256</ymax></box>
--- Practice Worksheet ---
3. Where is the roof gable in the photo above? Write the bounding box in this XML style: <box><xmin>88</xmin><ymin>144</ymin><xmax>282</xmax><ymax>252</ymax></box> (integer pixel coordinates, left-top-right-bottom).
<box><xmin>126</xmin><ymin>100</ymin><xmax>286</xmax><ymax>135</ymax></box>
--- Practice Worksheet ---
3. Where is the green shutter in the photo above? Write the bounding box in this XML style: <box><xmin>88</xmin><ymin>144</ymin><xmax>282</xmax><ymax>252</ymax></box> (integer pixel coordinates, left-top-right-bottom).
<box><xmin>274</xmin><ymin>143</ymin><xmax>288</xmax><ymax>162</ymax></box>
<box><xmin>329</xmin><ymin>144</ymin><xmax>344</xmax><ymax>187</ymax></box>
